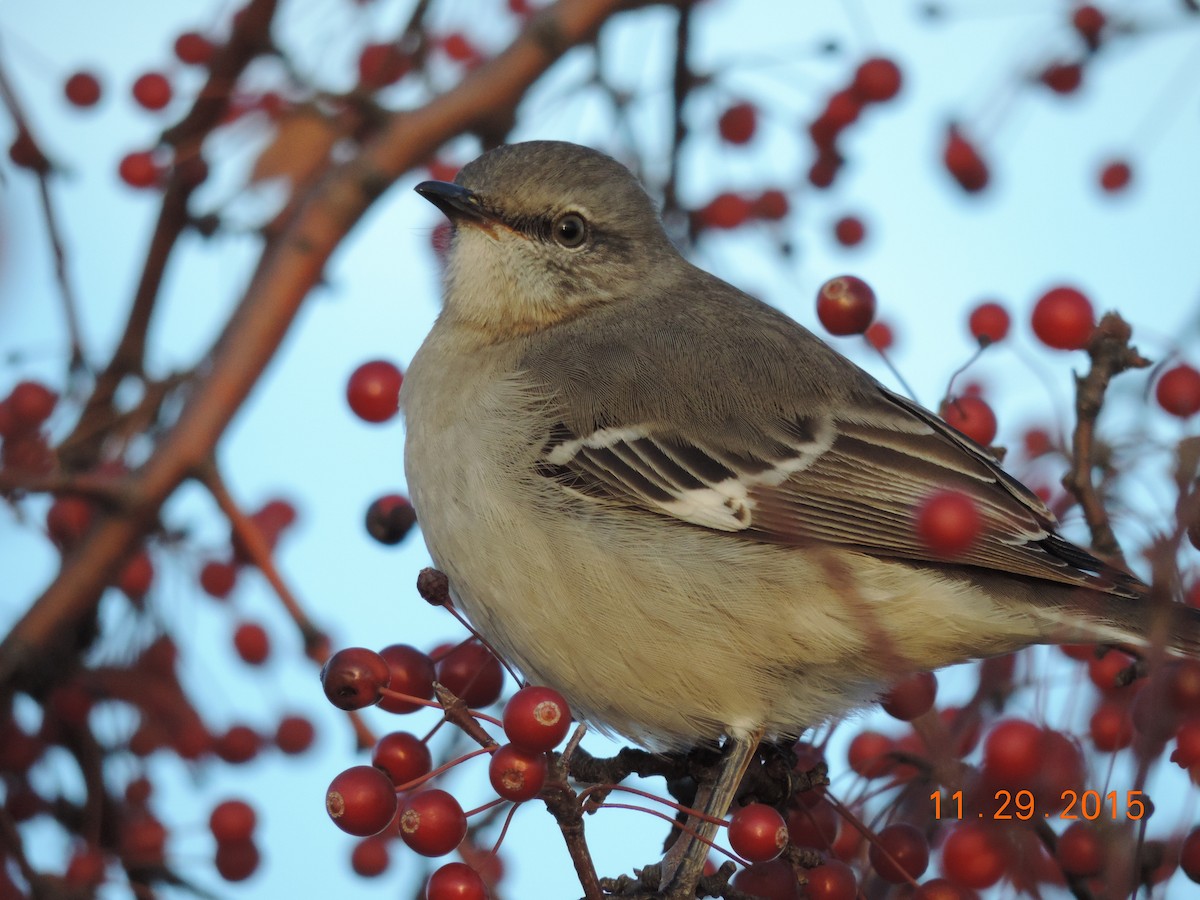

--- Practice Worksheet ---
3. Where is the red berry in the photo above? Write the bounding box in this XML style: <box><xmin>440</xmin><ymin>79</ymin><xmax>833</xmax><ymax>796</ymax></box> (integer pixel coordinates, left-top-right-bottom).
<box><xmin>8</xmin><ymin>380</ymin><xmax>57</xmax><ymax>427</ymax></box>
<box><xmin>346</xmin><ymin>360</ymin><xmax>403</xmax><ymax>423</ymax></box>
<box><xmin>804</xmin><ymin>860</ymin><xmax>856</xmax><ymax>900</ymax></box>
<box><xmin>865</xmin><ymin>320</ymin><xmax>894</xmax><ymax>351</ymax></box>
<box><xmin>751</xmin><ymin>189</ymin><xmax>789</xmax><ymax>221</ymax></box>
<box><xmin>64</xmin><ymin>72</ymin><xmax>102</xmax><ymax>107</ymax></box>
<box><xmin>426</xmin><ymin>862</ymin><xmax>489</xmax><ymax>900</ymax></box>
<box><xmin>848</xmin><ymin>730</ymin><xmax>893</xmax><ymax>779</ymax></box>
<box><xmin>214</xmin><ymin>725</ymin><xmax>261</xmax><ymax>764</ymax></box>
<box><xmin>358</xmin><ymin>43</ymin><xmax>410</xmax><ymax>88</ymax></box>
<box><xmin>372</xmin><ymin>731</ymin><xmax>433</xmax><ymax>786</ymax></box>
<box><xmin>881</xmin><ymin>672</ymin><xmax>937</xmax><ymax>721</ymax></box>
<box><xmin>718</xmin><ymin>102</ymin><xmax>757</xmax><ymax>144</ymax></box>
<box><xmin>1088</xmin><ymin>647</ymin><xmax>1135</xmax><ymax>692</ymax></box>
<box><xmin>869</xmin><ymin>822</ymin><xmax>929</xmax><ymax>883</ymax></box>
<box><xmin>728</xmin><ymin>803</ymin><xmax>788</xmax><ymax>862</ymax></box>
<box><xmin>47</xmin><ymin>495</ymin><xmax>93</xmax><ymax>548</ymax></box>
<box><xmin>275</xmin><ymin>714</ymin><xmax>316</xmax><ymax>755</ymax></box>
<box><xmin>1182</xmin><ymin>827</ymin><xmax>1200</xmax><ymax>883</ymax></box>
<box><xmin>119</xmin><ymin>815</ymin><xmax>167</xmax><ymax>864</ymax></box>
<box><xmin>808</xmin><ymin>152</ymin><xmax>842</xmax><ymax>189</ymax></box>
<box><xmin>968</xmin><ymin>301</ymin><xmax>1010</xmax><ymax>344</ymax></box>
<box><xmin>1040</xmin><ymin>61</ymin><xmax>1083</xmax><ymax>94</ymax></box>
<box><xmin>233</xmin><ymin>621</ymin><xmax>270</xmax><ymax>665</ymax></box>
<box><xmin>1073</xmin><ymin>5</ymin><xmax>1106</xmax><ymax>48</ymax></box>
<box><xmin>1099</xmin><ymin>159</ymin><xmax>1132</xmax><ymax>193</ymax></box>
<box><xmin>1156</xmin><ymin>364</ymin><xmax>1200</xmax><ymax>418</ymax></box>
<box><xmin>378</xmin><ymin>644</ymin><xmax>436</xmax><ymax>714</ymax></box>
<box><xmin>1031</xmin><ymin>286</ymin><xmax>1094</xmax><ymax>350</ymax></box>
<box><xmin>1058</xmin><ymin>821</ymin><xmax>1104</xmax><ymax>877</ymax></box>
<box><xmin>399</xmin><ymin>789</ymin><xmax>468</xmax><ymax>856</ymax></box>
<box><xmin>366</xmin><ymin>493</ymin><xmax>417</xmax><ymax>545</ymax></box>
<box><xmin>696</xmin><ymin>192</ymin><xmax>752</xmax><ymax>230</ymax></box>
<box><xmin>351</xmin><ymin>835</ymin><xmax>391</xmax><ymax>877</ymax></box>
<box><xmin>502</xmin><ymin>685</ymin><xmax>571</xmax><ymax>751</ymax></box>
<box><xmin>488</xmin><ymin>743</ymin><xmax>548</xmax><ymax>802</ymax></box>
<box><xmin>915</xmin><ymin>490</ymin><xmax>980</xmax><ymax>556</ymax></box>
<box><xmin>427</xmin><ymin>158</ymin><xmax>460</xmax><ymax>183</ymax></box>
<box><xmin>730</xmin><ymin>859</ymin><xmax>801</xmax><ymax>899</ymax></box>
<box><xmin>132</xmin><ymin>72</ymin><xmax>172</xmax><ymax>110</ymax></box>
<box><xmin>816</xmin><ymin>275</ymin><xmax>876</xmax><ymax>336</ymax></box>
<box><xmin>118</xmin><ymin>151</ymin><xmax>160</xmax><ymax>189</ymax></box>
<box><xmin>174</xmin><ymin>32</ymin><xmax>215</xmax><ymax>66</ymax></box>
<box><xmin>8</xmin><ymin>130</ymin><xmax>48</xmax><ymax>172</ymax></box>
<box><xmin>440</xmin><ymin>33</ymin><xmax>480</xmax><ymax>64</ymax></box>
<box><xmin>1173</xmin><ymin>719</ymin><xmax>1200</xmax><ymax>768</ymax></box>
<box><xmin>912</xmin><ymin>879</ymin><xmax>970</xmax><ymax>900</ymax></box>
<box><xmin>209</xmin><ymin>799</ymin><xmax>257</xmax><ymax>843</ymax></box>
<box><xmin>199</xmin><ymin>560</ymin><xmax>237</xmax><ymax>599</ymax></box>
<box><xmin>852</xmin><ymin>57</ymin><xmax>902</xmax><ymax>103</ymax></box>
<box><xmin>786</xmin><ymin>799</ymin><xmax>838</xmax><ymax>849</ymax></box>
<box><xmin>824</xmin><ymin>89</ymin><xmax>862</xmax><ymax>129</ymax></box>
<box><xmin>940</xmin><ymin>822</ymin><xmax>1007</xmax><ymax>888</ymax></box>
<box><xmin>64</xmin><ymin>846</ymin><xmax>106</xmax><ymax>888</ymax></box>
<box><xmin>118</xmin><ymin>549</ymin><xmax>154</xmax><ymax>601</ymax></box>
<box><xmin>214</xmin><ymin>838</ymin><xmax>260</xmax><ymax>881</ymax></box>
<box><xmin>982</xmin><ymin>719</ymin><xmax>1042</xmax><ymax>782</ymax></box>
<box><xmin>321</xmin><ymin>647</ymin><xmax>392</xmax><ymax>710</ymax></box>
<box><xmin>943</xmin><ymin>126</ymin><xmax>989</xmax><ymax>193</ymax></box>
<box><xmin>1170</xmin><ymin>660</ymin><xmax>1200</xmax><ymax>712</ymax></box>
<box><xmin>833</xmin><ymin>215</ymin><xmax>865</xmax><ymax>247</ymax></box>
<box><xmin>326</xmin><ymin>765</ymin><xmax>397</xmax><ymax>837</ymax></box>
<box><xmin>939</xmin><ymin>395</ymin><xmax>998</xmax><ymax>446</ymax></box>
<box><xmin>435</xmin><ymin>640</ymin><xmax>505</xmax><ymax>708</ymax></box>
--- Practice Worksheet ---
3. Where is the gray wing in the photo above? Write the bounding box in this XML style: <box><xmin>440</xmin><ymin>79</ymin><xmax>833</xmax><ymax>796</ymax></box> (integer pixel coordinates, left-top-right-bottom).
<box><xmin>534</xmin><ymin>383</ymin><xmax>1143</xmax><ymax>599</ymax></box>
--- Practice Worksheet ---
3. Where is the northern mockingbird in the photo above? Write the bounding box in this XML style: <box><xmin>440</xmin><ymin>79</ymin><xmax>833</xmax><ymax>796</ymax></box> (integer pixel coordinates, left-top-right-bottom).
<box><xmin>401</xmin><ymin>140</ymin><xmax>1197</xmax><ymax>895</ymax></box>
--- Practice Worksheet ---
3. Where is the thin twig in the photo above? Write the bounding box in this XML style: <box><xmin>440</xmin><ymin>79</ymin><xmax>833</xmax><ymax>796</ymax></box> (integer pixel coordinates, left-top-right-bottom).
<box><xmin>1062</xmin><ymin>312</ymin><xmax>1150</xmax><ymax>565</ymax></box>
<box><xmin>0</xmin><ymin>48</ymin><xmax>87</xmax><ymax>370</ymax></box>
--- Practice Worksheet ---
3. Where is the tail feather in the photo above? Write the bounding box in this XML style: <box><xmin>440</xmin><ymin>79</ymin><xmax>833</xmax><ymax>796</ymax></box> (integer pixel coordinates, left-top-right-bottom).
<box><xmin>1039</xmin><ymin>586</ymin><xmax>1200</xmax><ymax>659</ymax></box>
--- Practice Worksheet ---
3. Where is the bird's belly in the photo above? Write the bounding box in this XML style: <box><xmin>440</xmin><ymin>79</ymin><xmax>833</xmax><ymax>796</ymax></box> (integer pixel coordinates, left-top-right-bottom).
<box><xmin>402</xmin><ymin>368</ymin><xmax>1042</xmax><ymax>749</ymax></box>
<box><xmin>407</xmin><ymin>424</ymin><xmax>886</xmax><ymax>746</ymax></box>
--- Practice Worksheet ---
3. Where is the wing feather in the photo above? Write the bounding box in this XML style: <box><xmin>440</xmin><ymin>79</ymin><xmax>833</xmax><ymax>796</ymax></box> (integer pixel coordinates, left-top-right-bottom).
<box><xmin>536</xmin><ymin>384</ymin><xmax>1142</xmax><ymax>598</ymax></box>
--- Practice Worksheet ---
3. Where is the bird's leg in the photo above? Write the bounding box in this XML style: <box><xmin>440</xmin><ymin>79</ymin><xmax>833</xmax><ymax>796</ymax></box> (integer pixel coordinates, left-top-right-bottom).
<box><xmin>659</xmin><ymin>729</ymin><xmax>764</xmax><ymax>899</ymax></box>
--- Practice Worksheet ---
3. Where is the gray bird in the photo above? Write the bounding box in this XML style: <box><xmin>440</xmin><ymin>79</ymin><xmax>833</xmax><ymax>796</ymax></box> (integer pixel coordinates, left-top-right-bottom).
<box><xmin>401</xmin><ymin>140</ymin><xmax>1197</xmax><ymax>895</ymax></box>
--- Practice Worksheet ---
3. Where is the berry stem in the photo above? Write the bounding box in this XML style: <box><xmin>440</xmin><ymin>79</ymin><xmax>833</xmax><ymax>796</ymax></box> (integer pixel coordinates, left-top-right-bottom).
<box><xmin>577</xmin><ymin>783</ymin><xmax>728</xmax><ymax>828</ymax></box>
<box><xmin>461</xmin><ymin>797</ymin><xmax>508</xmax><ymax>818</ymax></box>
<box><xmin>393</xmin><ymin>747</ymin><xmax>493</xmax><ymax>792</ymax></box>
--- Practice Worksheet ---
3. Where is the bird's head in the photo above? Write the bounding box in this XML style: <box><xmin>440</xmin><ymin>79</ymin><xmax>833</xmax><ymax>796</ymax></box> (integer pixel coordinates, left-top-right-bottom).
<box><xmin>416</xmin><ymin>141</ymin><xmax>676</xmax><ymax>337</ymax></box>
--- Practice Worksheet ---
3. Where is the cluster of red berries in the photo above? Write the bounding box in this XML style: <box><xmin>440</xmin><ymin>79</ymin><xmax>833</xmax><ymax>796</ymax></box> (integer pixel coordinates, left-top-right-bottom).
<box><xmin>58</xmin><ymin>29</ymin><xmax>216</xmax><ymax>189</ymax></box>
<box><xmin>806</xmin><ymin>56</ymin><xmax>902</xmax><ymax>190</ymax></box>
<box><xmin>0</xmin><ymin>629</ymin><xmax>316</xmax><ymax>893</ymax></box>
<box><xmin>321</xmin><ymin>640</ymin><xmax>575</xmax><ymax>897</ymax></box>
<box><xmin>693</xmin><ymin>188</ymin><xmax>791</xmax><ymax>231</ymax></box>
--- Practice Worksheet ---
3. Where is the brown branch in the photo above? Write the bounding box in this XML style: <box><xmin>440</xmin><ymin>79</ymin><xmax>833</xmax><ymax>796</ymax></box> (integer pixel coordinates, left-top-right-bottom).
<box><xmin>59</xmin><ymin>0</ymin><xmax>279</xmax><ymax>470</ymax></box>
<box><xmin>197</xmin><ymin>462</ymin><xmax>326</xmax><ymax>655</ymax></box>
<box><xmin>543</xmin><ymin>750</ymin><xmax>604</xmax><ymax>900</ymax></box>
<box><xmin>1062</xmin><ymin>312</ymin><xmax>1150</xmax><ymax>566</ymax></box>
<box><xmin>0</xmin><ymin>48</ymin><xmax>86</xmax><ymax>370</ymax></box>
<box><xmin>160</xmin><ymin>0</ymin><xmax>279</xmax><ymax>148</ymax></box>
<box><xmin>663</xmin><ymin>1</ymin><xmax>694</xmax><ymax>240</ymax></box>
<box><xmin>433</xmin><ymin>683</ymin><xmax>501</xmax><ymax>750</ymax></box>
<box><xmin>0</xmin><ymin>0</ymin><xmax>633</xmax><ymax>698</ymax></box>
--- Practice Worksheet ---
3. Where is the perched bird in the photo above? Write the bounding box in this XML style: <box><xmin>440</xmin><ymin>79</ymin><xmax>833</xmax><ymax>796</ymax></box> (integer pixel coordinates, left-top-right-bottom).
<box><xmin>401</xmin><ymin>140</ymin><xmax>1197</xmax><ymax>894</ymax></box>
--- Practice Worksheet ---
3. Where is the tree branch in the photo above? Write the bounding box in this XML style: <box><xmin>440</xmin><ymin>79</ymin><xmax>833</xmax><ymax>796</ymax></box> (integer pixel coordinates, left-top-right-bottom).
<box><xmin>0</xmin><ymin>0</ymin><xmax>635</xmax><ymax>697</ymax></box>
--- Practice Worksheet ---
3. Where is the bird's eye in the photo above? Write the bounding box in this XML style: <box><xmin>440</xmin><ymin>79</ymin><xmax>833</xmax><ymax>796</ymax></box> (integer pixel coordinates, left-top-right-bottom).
<box><xmin>551</xmin><ymin>212</ymin><xmax>588</xmax><ymax>249</ymax></box>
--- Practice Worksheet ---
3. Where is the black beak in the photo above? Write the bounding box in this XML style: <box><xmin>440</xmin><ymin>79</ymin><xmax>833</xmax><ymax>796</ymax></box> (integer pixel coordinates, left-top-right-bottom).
<box><xmin>414</xmin><ymin>180</ymin><xmax>495</xmax><ymax>224</ymax></box>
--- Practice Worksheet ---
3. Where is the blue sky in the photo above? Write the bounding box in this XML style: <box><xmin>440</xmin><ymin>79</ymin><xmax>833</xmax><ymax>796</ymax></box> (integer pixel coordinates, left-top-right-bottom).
<box><xmin>2</xmin><ymin>1</ymin><xmax>1199</xmax><ymax>896</ymax></box>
